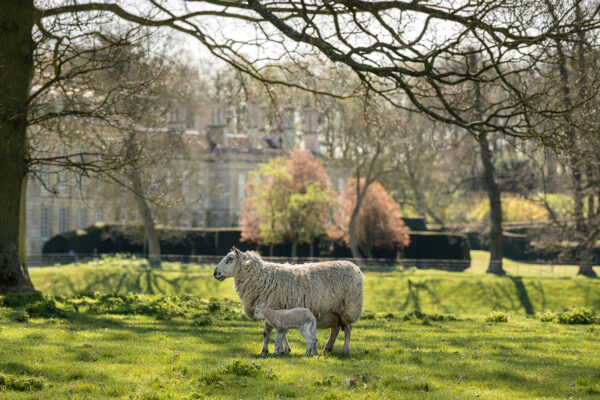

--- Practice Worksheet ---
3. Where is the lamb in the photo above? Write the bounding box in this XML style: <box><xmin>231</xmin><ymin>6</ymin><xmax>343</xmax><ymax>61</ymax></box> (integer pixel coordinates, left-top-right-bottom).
<box><xmin>254</xmin><ymin>304</ymin><xmax>318</xmax><ymax>356</ymax></box>
<box><xmin>213</xmin><ymin>247</ymin><xmax>364</xmax><ymax>354</ymax></box>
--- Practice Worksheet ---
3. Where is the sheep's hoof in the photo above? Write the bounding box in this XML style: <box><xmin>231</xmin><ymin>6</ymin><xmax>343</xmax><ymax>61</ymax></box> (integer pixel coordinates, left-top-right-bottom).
<box><xmin>259</xmin><ymin>349</ymin><xmax>269</xmax><ymax>355</ymax></box>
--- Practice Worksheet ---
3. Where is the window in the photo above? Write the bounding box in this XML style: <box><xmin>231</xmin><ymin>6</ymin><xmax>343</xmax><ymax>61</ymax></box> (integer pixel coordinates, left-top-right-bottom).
<box><xmin>57</xmin><ymin>172</ymin><xmax>67</xmax><ymax>193</ymax></box>
<box><xmin>41</xmin><ymin>207</ymin><xmax>49</xmax><ymax>240</ymax></box>
<box><xmin>182</xmin><ymin>171</ymin><xmax>189</xmax><ymax>195</ymax></box>
<box><xmin>238</xmin><ymin>173</ymin><xmax>246</xmax><ymax>204</ymax></box>
<box><xmin>181</xmin><ymin>213</ymin><xmax>190</xmax><ymax>228</ymax></box>
<box><xmin>59</xmin><ymin>208</ymin><xmax>67</xmax><ymax>233</ymax></box>
<box><xmin>94</xmin><ymin>210</ymin><xmax>103</xmax><ymax>222</ymax></box>
<box><xmin>197</xmin><ymin>176</ymin><xmax>204</xmax><ymax>198</ymax></box>
<box><xmin>77</xmin><ymin>209</ymin><xmax>87</xmax><ymax>229</ymax></box>
<box><xmin>40</xmin><ymin>165</ymin><xmax>49</xmax><ymax>190</ymax></box>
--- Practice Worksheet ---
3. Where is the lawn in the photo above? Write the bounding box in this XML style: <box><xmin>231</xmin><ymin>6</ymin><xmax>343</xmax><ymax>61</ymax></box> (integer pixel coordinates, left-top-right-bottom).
<box><xmin>1</xmin><ymin>253</ymin><xmax>599</xmax><ymax>399</ymax></box>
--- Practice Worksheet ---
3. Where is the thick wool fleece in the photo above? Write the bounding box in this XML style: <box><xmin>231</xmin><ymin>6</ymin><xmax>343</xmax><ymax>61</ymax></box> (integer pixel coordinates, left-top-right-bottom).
<box><xmin>234</xmin><ymin>251</ymin><xmax>364</xmax><ymax>329</ymax></box>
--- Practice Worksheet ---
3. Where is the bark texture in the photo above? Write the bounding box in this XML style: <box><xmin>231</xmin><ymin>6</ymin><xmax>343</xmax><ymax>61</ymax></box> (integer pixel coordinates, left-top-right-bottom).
<box><xmin>129</xmin><ymin>171</ymin><xmax>162</xmax><ymax>268</ymax></box>
<box><xmin>478</xmin><ymin>136</ymin><xmax>504</xmax><ymax>275</ymax></box>
<box><xmin>0</xmin><ymin>0</ymin><xmax>35</xmax><ymax>293</ymax></box>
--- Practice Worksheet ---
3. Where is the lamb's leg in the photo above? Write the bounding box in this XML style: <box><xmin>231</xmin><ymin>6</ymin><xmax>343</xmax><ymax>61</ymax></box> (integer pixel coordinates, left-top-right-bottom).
<box><xmin>274</xmin><ymin>329</ymin><xmax>288</xmax><ymax>354</ymax></box>
<box><xmin>282</xmin><ymin>332</ymin><xmax>291</xmax><ymax>354</ymax></box>
<box><xmin>342</xmin><ymin>324</ymin><xmax>352</xmax><ymax>354</ymax></box>
<box><xmin>260</xmin><ymin>323</ymin><xmax>273</xmax><ymax>354</ymax></box>
<box><xmin>323</xmin><ymin>326</ymin><xmax>340</xmax><ymax>353</ymax></box>
<box><xmin>299</xmin><ymin>324</ymin><xmax>313</xmax><ymax>356</ymax></box>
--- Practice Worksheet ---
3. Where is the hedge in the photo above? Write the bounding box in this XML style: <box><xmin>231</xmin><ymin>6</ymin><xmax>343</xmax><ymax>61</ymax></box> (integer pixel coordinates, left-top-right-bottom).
<box><xmin>43</xmin><ymin>223</ymin><xmax>471</xmax><ymax>269</ymax></box>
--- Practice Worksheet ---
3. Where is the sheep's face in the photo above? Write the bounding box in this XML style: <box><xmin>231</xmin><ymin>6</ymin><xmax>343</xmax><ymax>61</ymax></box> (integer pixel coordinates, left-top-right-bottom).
<box><xmin>214</xmin><ymin>248</ymin><xmax>242</xmax><ymax>281</ymax></box>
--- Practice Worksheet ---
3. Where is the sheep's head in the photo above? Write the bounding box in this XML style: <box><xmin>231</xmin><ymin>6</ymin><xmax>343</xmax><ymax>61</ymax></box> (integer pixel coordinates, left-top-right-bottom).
<box><xmin>214</xmin><ymin>247</ymin><xmax>243</xmax><ymax>281</ymax></box>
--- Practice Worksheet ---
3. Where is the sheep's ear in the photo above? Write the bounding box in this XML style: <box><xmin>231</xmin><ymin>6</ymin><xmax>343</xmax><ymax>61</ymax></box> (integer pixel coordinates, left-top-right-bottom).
<box><xmin>233</xmin><ymin>247</ymin><xmax>241</xmax><ymax>257</ymax></box>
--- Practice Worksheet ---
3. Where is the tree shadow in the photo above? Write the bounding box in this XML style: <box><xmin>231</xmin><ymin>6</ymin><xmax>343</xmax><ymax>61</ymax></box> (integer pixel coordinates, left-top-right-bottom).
<box><xmin>507</xmin><ymin>275</ymin><xmax>534</xmax><ymax>315</ymax></box>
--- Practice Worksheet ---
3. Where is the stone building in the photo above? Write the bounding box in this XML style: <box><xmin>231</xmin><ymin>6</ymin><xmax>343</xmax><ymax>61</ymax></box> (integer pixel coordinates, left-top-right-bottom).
<box><xmin>26</xmin><ymin>103</ymin><xmax>323</xmax><ymax>255</ymax></box>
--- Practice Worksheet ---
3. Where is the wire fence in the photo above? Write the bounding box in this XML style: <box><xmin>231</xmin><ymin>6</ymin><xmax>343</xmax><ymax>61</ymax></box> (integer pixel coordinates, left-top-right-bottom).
<box><xmin>28</xmin><ymin>253</ymin><xmax>600</xmax><ymax>277</ymax></box>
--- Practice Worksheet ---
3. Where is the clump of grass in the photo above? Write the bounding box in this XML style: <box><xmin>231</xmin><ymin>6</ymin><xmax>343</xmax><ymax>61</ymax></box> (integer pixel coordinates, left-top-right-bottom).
<box><xmin>486</xmin><ymin>311</ymin><xmax>509</xmax><ymax>323</ymax></box>
<box><xmin>538</xmin><ymin>312</ymin><xmax>556</xmax><ymax>322</ymax></box>
<box><xmin>200</xmin><ymin>360</ymin><xmax>276</xmax><ymax>387</ymax></box>
<box><xmin>400</xmin><ymin>310</ymin><xmax>457</xmax><ymax>322</ymax></box>
<box><xmin>0</xmin><ymin>291</ymin><xmax>65</xmax><ymax>319</ymax></box>
<box><xmin>192</xmin><ymin>315</ymin><xmax>212</xmax><ymax>327</ymax></box>
<box><xmin>313</xmin><ymin>375</ymin><xmax>336</xmax><ymax>387</ymax></box>
<box><xmin>0</xmin><ymin>373</ymin><xmax>44</xmax><ymax>392</ymax></box>
<box><xmin>556</xmin><ymin>307</ymin><xmax>598</xmax><ymax>325</ymax></box>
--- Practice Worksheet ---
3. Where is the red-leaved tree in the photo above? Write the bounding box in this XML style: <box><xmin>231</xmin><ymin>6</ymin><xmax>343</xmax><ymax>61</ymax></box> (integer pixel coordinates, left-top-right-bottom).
<box><xmin>241</xmin><ymin>149</ymin><xmax>333</xmax><ymax>257</ymax></box>
<box><xmin>329</xmin><ymin>178</ymin><xmax>410</xmax><ymax>258</ymax></box>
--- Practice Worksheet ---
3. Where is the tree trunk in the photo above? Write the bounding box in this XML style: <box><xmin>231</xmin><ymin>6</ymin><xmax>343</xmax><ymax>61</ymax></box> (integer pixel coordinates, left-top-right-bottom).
<box><xmin>478</xmin><ymin>135</ymin><xmax>504</xmax><ymax>275</ymax></box>
<box><xmin>129</xmin><ymin>170</ymin><xmax>162</xmax><ymax>268</ymax></box>
<box><xmin>291</xmin><ymin>238</ymin><xmax>298</xmax><ymax>259</ymax></box>
<box><xmin>348</xmin><ymin>202</ymin><xmax>362</xmax><ymax>260</ymax></box>
<box><xmin>0</xmin><ymin>0</ymin><xmax>35</xmax><ymax>293</ymax></box>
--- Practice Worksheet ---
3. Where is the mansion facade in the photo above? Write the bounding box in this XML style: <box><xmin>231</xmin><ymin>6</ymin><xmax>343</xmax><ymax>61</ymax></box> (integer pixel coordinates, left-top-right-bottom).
<box><xmin>26</xmin><ymin>103</ymin><xmax>324</xmax><ymax>255</ymax></box>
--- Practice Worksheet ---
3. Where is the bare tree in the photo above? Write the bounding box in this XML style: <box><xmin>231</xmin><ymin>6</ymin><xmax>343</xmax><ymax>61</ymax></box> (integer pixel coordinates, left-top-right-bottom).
<box><xmin>2</xmin><ymin>0</ymin><xmax>599</xmax><ymax>291</ymax></box>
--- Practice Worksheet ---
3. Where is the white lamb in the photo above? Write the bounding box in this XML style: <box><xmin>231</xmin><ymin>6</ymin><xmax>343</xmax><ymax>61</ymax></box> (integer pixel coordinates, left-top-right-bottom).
<box><xmin>254</xmin><ymin>304</ymin><xmax>318</xmax><ymax>356</ymax></box>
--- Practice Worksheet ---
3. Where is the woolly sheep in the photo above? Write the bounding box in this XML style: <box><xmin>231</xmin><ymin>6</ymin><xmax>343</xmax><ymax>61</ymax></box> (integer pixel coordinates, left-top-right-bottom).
<box><xmin>254</xmin><ymin>304</ymin><xmax>318</xmax><ymax>356</ymax></box>
<box><xmin>213</xmin><ymin>247</ymin><xmax>364</xmax><ymax>354</ymax></box>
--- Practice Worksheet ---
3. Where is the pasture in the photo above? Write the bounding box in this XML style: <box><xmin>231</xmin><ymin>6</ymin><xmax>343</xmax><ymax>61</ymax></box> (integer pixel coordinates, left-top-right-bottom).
<box><xmin>1</xmin><ymin>253</ymin><xmax>599</xmax><ymax>399</ymax></box>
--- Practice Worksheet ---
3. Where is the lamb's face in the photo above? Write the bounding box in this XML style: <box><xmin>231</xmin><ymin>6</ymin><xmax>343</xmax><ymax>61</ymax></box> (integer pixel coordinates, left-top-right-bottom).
<box><xmin>254</xmin><ymin>305</ymin><xmax>264</xmax><ymax>320</ymax></box>
<box><xmin>213</xmin><ymin>250</ymin><xmax>240</xmax><ymax>281</ymax></box>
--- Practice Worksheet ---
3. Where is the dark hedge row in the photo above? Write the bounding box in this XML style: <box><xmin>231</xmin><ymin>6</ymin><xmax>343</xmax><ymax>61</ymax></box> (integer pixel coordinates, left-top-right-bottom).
<box><xmin>42</xmin><ymin>223</ymin><xmax>470</xmax><ymax>269</ymax></box>
<box><xmin>465</xmin><ymin>228</ymin><xmax>600</xmax><ymax>263</ymax></box>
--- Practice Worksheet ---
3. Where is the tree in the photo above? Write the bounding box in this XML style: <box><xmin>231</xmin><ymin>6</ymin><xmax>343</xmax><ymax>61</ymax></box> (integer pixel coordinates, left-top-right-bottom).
<box><xmin>3</xmin><ymin>1</ymin><xmax>600</xmax><ymax>292</ymax></box>
<box><xmin>329</xmin><ymin>178</ymin><xmax>410</xmax><ymax>259</ymax></box>
<box><xmin>241</xmin><ymin>149</ymin><xmax>333</xmax><ymax>257</ymax></box>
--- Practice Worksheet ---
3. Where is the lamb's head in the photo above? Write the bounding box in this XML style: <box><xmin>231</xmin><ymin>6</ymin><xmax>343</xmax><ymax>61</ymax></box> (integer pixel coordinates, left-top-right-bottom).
<box><xmin>213</xmin><ymin>247</ymin><xmax>243</xmax><ymax>281</ymax></box>
<box><xmin>254</xmin><ymin>304</ymin><xmax>265</xmax><ymax>320</ymax></box>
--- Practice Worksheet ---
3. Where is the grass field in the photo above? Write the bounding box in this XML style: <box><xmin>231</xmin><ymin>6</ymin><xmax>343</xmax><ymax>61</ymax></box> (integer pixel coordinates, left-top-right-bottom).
<box><xmin>1</xmin><ymin>252</ymin><xmax>600</xmax><ymax>399</ymax></box>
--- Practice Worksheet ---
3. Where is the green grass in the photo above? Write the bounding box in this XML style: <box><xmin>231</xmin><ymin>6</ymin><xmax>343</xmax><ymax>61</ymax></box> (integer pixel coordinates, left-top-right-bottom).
<box><xmin>0</xmin><ymin>253</ymin><xmax>599</xmax><ymax>399</ymax></box>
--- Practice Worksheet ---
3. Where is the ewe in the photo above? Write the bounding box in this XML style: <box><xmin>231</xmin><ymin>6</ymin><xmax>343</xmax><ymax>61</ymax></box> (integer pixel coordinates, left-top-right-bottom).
<box><xmin>213</xmin><ymin>248</ymin><xmax>364</xmax><ymax>354</ymax></box>
<box><xmin>254</xmin><ymin>304</ymin><xmax>318</xmax><ymax>356</ymax></box>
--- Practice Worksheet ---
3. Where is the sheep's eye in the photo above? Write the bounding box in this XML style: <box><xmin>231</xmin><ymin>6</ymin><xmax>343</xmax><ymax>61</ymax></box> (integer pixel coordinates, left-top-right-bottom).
<box><xmin>226</xmin><ymin>257</ymin><xmax>233</xmax><ymax>263</ymax></box>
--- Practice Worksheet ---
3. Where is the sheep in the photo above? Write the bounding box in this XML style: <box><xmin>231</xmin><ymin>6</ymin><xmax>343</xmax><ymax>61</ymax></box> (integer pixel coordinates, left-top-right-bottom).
<box><xmin>213</xmin><ymin>247</ymin><xmax>364</xmax><ymax>354</ymax></box>
<box><xmin>254</xmin><ymin>304</ymin><xmax>318</xmax><ymax>356</ymax></box>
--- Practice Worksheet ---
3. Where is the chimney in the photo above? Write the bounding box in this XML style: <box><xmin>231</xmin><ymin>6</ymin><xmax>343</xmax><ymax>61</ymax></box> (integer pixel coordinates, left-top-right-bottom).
<box><xmin>303</xmin><ymin>107</ymin><xmax>320</xmax><ymax>153</ymax></box>
<box><xmin>247</xmin><ymin>103</ymin><xmax>266</xmax><ymax>148</ymax></box>
<box><xmin>270</xmin><ymin>106</ymin><xmax>295</xmax><ymax>150</ymax></box>
<box><xmin>207</xmin><ymin>104</ymin><xmax>227</xmax><ymax>148</ymax></box>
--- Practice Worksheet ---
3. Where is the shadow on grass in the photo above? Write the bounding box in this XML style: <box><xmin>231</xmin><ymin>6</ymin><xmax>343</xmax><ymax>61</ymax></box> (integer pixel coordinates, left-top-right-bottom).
<box><xmin>507</xmin><ymin>275</ymin><xmax>534</xmax><ymax>315</ymax></box>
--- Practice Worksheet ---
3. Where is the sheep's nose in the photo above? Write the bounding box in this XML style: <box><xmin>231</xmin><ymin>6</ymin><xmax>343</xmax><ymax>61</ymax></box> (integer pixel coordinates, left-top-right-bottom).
<box><xmin>213</xmin><ymin>270</ymin><xmax>218</xmax><ymax>277</ymax></box>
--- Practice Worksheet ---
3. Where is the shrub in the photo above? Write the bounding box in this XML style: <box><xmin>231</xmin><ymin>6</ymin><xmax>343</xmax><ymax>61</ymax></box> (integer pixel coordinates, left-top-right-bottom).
<box><xmin>401</xmin><ymin>310</ymin><xmax>457</xmax><ymax>322</ymax></box>
<box><xmin>486</xmin><ymin>311</ymin><xmax>509</xmax><ymax>323</ymax></box>
<box><xmin>556</xmin><ymin>307</ymin><xmax>598</xmax><ymax>325</ymax></box>
<box><xmin>0</xmin><ymin>292</ymin><xmax>64</xmax><ymax>319</ymax></box>
<box><xmin>538</xmin><ymin>312</ymin><xmax>556</xmax><ymax>323</ymax></box>
<box><xmin>469</xmin><ymin>195</ymin><xmax>549</xmax><ymax>223</ymax></box>
<box><xmin>0</xmin><ymin>373</ymin><xmax>44</xmax><ymax>392</ymax></box>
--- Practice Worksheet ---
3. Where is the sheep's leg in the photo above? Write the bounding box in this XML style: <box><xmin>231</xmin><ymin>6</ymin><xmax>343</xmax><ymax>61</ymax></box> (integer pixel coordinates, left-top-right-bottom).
<box><xmin>342</xmin><ymin>324</ymin><xmax>352</xmax><ymax>354</ymax></box>
<box><xmin>260</xmin><ymin>323</ymin><xmax>273</xmax><ymax>354</ymax></box>
<box><xmin>323</xmin><ymin>326</ymin><xmax>340</xmax><ymax>353</ymax></box>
